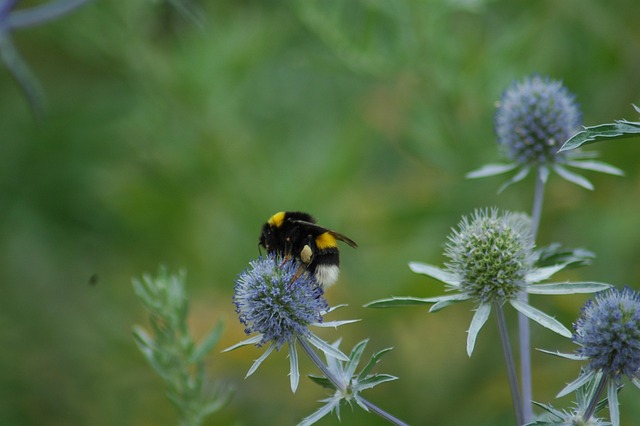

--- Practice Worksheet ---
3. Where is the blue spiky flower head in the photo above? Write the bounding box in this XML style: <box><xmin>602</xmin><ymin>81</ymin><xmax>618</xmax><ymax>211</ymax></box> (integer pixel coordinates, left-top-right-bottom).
<box><xmin>444</xmin><ymin>208</ymin><xmax>534</xmax><ymax>304</ymax></box>
<box><xmin>233</xmin><ymin>254</ymin><xmax>328</xmax><ymax>350</ymax></box>
<box><xmin>573</xmin><ymin>287</ymin><xmax>640</xmax><ymax>381</ymax></box>
<box><xmin>495</xmin><ymin>75</ymin><xmax>581</xmax><ymax>166</ymax></box>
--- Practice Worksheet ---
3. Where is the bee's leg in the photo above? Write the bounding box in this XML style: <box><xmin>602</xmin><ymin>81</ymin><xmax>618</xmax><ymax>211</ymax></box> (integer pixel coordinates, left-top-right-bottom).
<box><xmin>288</xmin><ymin>245</ymin><xmax>313</xmax><ymax>288</ymax></box>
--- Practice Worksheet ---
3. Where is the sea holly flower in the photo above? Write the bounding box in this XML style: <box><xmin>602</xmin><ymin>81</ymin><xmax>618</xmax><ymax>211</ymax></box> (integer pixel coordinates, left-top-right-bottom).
<box><xmin>542</xmin><ymin>287</ymin><xmax>640</xmax><ymax>426</ymax></box>
<box><xmin>224</xmin><ymin>254</ymin><xmax>357</xmax><ymax>392</ymax></box>
<box><xmin>467</xmin><ymin>75</ymin><xmax>623</xmax><ymax>192</ymax></box>
<box><xmin>367</xmin><ymin>208</ymin><xmax>611</xmax><ymax>356</ymax></box>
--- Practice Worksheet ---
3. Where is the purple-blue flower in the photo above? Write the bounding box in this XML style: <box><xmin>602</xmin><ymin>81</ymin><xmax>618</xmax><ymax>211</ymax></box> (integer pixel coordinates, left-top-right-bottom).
<box><xmin>233</xmin><ymin>254</ymin><xmax>328</xmax><ymax>350</ymax></box>
<box><xmin>573</xmin><ymin>287</ymin><xmax>640</xmax><ymax>380</ymax></box>
<box><xmin>495</xmin><ymin>75</ymin><xmax>581</xmax><ymax>166</ymax></box>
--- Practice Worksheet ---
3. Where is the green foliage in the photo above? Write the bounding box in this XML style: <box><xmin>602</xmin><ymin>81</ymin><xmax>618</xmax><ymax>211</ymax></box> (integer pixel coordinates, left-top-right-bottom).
<box><xmin>2</xmin><ymin>0</ymin><xmax>640</xmax><ymax>425</ymax></box>
<box><xmin>559</xmin><ymin>105</ymin><xmax>640</xmax><ymax>152</ymax></box>
<box><xmin>132</xmin><ymin>268</ymin><xmax>231</xmax><ymax>426</ymax></box>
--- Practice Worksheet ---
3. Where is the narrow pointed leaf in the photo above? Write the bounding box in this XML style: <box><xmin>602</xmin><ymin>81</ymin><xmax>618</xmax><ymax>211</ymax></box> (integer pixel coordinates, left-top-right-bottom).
<box><xmin>537</xmin><ymin>348</ymin><xmax>586</xmax><ymax>361</ymax></box>
<box><xmin>497</xmin><ymin>165</ymin><xmax>531</xmax><ymax>193</ymax></box>
<box><xmin>553</xmin><ymin>165</ymin><xmax>594</xmax><ymax>190</ymax></box>
<box><xmin>308</xmin><ymin>374</ymin><xmax>336</xmax><ymax>390</ymax></box>
<box><xmin>358</xmin><ymin>347</ymin><xmax>393</xmax><ymax>380</ymax></box>
<box><xmin>408</xmin><ymin>262</ymin><xmax>460</xmax><ymax>285</ymax></box>
<box><xmin>525</xmin><ymin>264</ymin><xmax>567</xmax><ymax>283</ymax></box>
<box><xmin>345</xmin><ymin>340</ymin><xmax>368</xmax><ymax>379</ymax></box>
<box><xmin>365</xmin><ymin>295</ymin><xmax>466</xmax><ymax>308</ymax></box>
<box><xmin>556</xmin><ymin>370</ymin><xmax>595</xmax><ymax>398</ymax></box>
<box><xmin>467</xmin><ymin>303</ymin><xmax>491</xmax><ymax>356</ymax></box>
<box><xmin>531</xmin><ymin>401</ymin><xmax>566</xmax><ymax>419</ymax></box>
<box><xmin>246</xmin><ymin>343</ymin><xmax>275</xmax><ymax>378</ymax></box>
<box><xmin>429</xmin><ymin>294</ymin><xmax>472</xmax><ymax>312</ymax></box>
<box><xmin>289</xmin><ymin>341</ymin><xmax>300</xmax><ymax>393</ymax></box>
<box><xmin>538</xmin><ymin>165</ymin><xmax>550</xmax><ymax>184</ymax></box>
<box><xmin>222</xmin><ymin>334</ymin><xmax>263</xmax><ymax>352</ymax></box>
<box><xmin>526</xmin><ymin>282</ymin><xmax>612</xmax><ymax>295</ymax></box>
<box><xmin>306</xmin><ymin>333</ymin><xmax>349</xmax><ymax>361</ymax></box>
<box><xmin>323</xmin><ymin>304</ymin><xmax>348</xmax><ymax>314</ymax></box>
<box><xmin>566</xmin><ymin>160</ymin><xmax>624</xmax><ymax>176</ymax></box>
<box><xmin>559</xmin><ymin>120</ymin><xmax>640</xmax><ymax>152</ymax></box>
<box><xmin>466</xmin><ymin>163</ymin><xmax>518</xmax><ymax>178</ymax></box>
<box><xmin>509</xmin><ymin>299</ymin><xmax>572</xmax><ymax>337</ymax></box>
<box><xmin>190</xmin><ymin>320</ymin><xmax>224</xmax><ymax>363</ymax></box>
<box><xmin>608</xmin><ymin>379</ymin><xmax>620</xmax><ymax>426</ymax></box>
<box><xmin>632</xmin><ymin>377</ymin><xmax>640</xmax><ymax>390</ymax></box>
<box><xmin>298</xmin><ymin>399</ymin><xmax>340</xmax><ymax>426</ymax></box>
<box><xmin>312</xmin><ymin>319</ymin><xmax>360</xmax><ymax>328</ymax></box>
<box><xmin>357</xmin><ymin>374</ymin><xmax>398</xmax><ymax>390</ymax></box>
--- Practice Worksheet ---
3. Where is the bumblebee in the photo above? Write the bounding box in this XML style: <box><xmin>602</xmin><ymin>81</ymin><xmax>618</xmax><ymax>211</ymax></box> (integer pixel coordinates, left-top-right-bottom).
<box><xmin>259</xmin><ymin>211</ymin><xmax>357</xmax><ymax>289</ymax></box>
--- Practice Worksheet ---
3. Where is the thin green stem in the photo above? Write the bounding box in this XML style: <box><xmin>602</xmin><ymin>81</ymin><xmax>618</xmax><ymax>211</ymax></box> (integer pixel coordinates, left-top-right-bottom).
<box><xmin>495</xmin><ymin>302</ymin><xmax>524</xmax><ymax>426</ymax></box>
<box><xmin>297</xmin><ymin>337</ymin><xmax>409</xmax><ymax>426</ymax></box>
<box><xmin>519</xmin><ymin>168</ymin><xmax>546</xmax><ymax>423</ymax></box>
<box><xmin>582</xmin><ymin>374</ymin><xmax>608</xmax><ymax>422</ymax></box>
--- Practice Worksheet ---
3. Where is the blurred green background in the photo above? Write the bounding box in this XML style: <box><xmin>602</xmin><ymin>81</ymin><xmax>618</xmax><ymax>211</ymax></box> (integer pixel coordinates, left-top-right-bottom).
<box><xmin>1</xmin><ymin>0</ymin><xmax>639</xmax><ymax>425</ymax></box>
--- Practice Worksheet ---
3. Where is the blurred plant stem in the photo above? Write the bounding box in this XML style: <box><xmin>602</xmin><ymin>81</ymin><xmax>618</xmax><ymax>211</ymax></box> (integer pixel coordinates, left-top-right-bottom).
<box><xmin>132</xmin><ymin>268</ymin><xmax>231</xmax><ymax>426</ymax></box>
<box><xmin>519</xmin><ymin>170</ymin><xmax>546</xmax><ymax>424</ymax></box>
<box><xmin>495</xmin><ymin>301</ymin><xmax>524</xmax><ymax>425</ymax></box>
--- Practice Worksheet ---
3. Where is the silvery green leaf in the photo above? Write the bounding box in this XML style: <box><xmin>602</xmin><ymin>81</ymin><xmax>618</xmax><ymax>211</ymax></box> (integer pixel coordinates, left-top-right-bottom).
<box><xmin>498</xmin><ymin>165</ymin><xmax>531</xmax><ymax>193</ymax></box>
<box><xmin>429</xmin><ymin>294</ymin><xmax>472</xmax><ymax>312</ymax></box>
<box><xmin>537</xmin><ymin>348</ymin><xmax>587</xmax><ymax>361</ymax></box>
<box><xmin>535</xmin><ymin>243</ymin><xmax>595</xmax><ymax>269</ymax></box>
<box><xmin>191</xmin><ymin>320</ymin><xmax>224</xmax><ymax>363</ymax></box>
<box><xmin>357</xmin><ymin>373</ymin><xmax>398</xmax><ymax>391</ymax></box>
<box><xmin>553</xmin><ymin>165</ymin><xmax>594</xmax><ymax>190</ymax></box>
<box><xmin>526</xmin><ymin>282</ymin><xmax>612</xmax><ymax>295</ymax></box>
<box><xmin>222</xmin><ymin>334</ymin><xmax>263</xmax><ymax>352</ymax></box>
<box><xmin>298</xmin><ymin>398</ymin><xmax>340</xmax><ymax>426</ymax></box>
<box><xmin>467</xmin><ymin>303</ymin><xmax>491</xmax><ymax>357</ymax></box>
<box><xmin>567</xmin><ymin>160</ymin><xmax>624</xmax><ymax>176</ymax></box>
<box><xmin>525</xmin><ymin>264</ymin><xmax>567</xmax><ymax>283</ymax></box>
<box><xmin>358</xmin><ymin>347</ymin><xmax>393</xmax><ymax>381</ymax></box>
<box><xmin>365</xmin><ymin>295</ymin><xmax>462</xmax><ymax>308</ymax></box>
<box><xmin>509</xmin><ymin>299</ymin><xmax>572</xmax><ymax>337</ymax></box>
<box><xmin>408</xmin><ymin>262</ymin><xmax>460</xmax><ymax>285</ymax></box>
<box><xmin>538</xmin><ymin>165</ymin><xmax>550</xmax><ymax>184</ymax></box>
<box><xmin>556</xmin><ymin>370</ymin><xmax>595</xmax><ymax>398</ymax></box>
<box><xmin>631</xmin><ymin>377</ymin><xmax>640</xmax><ymax>390</ymax></box>
<box><xmin>466</xmin><ymin>163</ymin><xmax>519</xmax><ymax>178</ymax></box>
<box><xmin>289</xmin><ymin>341</ymin><xmax>300</xmax><ymax>393</ymax></box>
<box><xmin>246</xmin><ymin>343</ymin><xmax>275</xmax><ymax>378</ymax></box>
<box><xmin>308</xmin><ymin>374</ymin><xmax>335</xmax><ymax>390</ymax></box>
<box><xmin>312</xmin><ymin>319</ymin><xmax>360</xmax><ymax>328</ymax></box>
<box><xmin>132</xmin><ymin>326</ymin><xmax>156</xmax><ymax>363</ymax></box>
<box><xmin>559</xmin><ymin>119</ymin><xmax>640</xmax><ymax>152</ymax></box>
<box><xmin>323</xmin><ymin>304</ymin><xmax>348</xmax><ymax>314</ymax></box>
<box><xmin>306</xmin><ymin>333</ymin><xmax>349</xmax><ymax>361</ymax></box>
<box><xmin>345</xmin><ymin>340</ymin><xmax>368</xmax><ymax>378</ymax></box>
<box><xmin>531</xmin><ymin>401</ymin><xmax>566</xmax><ymax>420</ymax></box>
<box><xmin>608</xmin><ymin>379</ymin><xmax>619</xmax><ymax>426</ymax></box>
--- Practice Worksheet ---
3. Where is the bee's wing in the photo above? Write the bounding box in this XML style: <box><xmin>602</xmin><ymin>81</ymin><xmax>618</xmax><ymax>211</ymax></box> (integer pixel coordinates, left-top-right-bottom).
<box><xmin>290</xmin><ymin>219</ymin><xmax>358</xmax><ymax>248</ymax></box>
<box><xmin>328</xmin><ymin>231</ymin><xmax>358</xmax><ymax>248</ymax></box>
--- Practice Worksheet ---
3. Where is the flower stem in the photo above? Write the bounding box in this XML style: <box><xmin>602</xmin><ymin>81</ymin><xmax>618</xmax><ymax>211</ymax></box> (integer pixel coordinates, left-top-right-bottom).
<box><xmin>518</xmin><ymin>168</ymin><xmax>546</xmax><ymax>423</ymax></box>
<box><xmin>297</xmin><ymin>336</ymin><xmax>345</xmax><ymax>392</ymax></box>
<box><xmin>297</xmin><ymin>337</ymin><xmax>409</xmax><ymax>426</ymax></box>
<box><xmin>494</xmin><ymin>302</ymin><xmax>524</xmax><ymax>425</ymax></box>
<box><xmin>582</xmin><ymin>374</ymin><xmax>608</xmax><ymax>422</ymax></box>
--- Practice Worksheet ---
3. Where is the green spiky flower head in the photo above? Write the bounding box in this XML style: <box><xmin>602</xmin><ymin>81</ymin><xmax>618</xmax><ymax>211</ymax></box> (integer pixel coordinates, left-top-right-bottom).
<box><xmin>445</xmin><ymin>208</ymin><xmax>534</xmax><ymax>304</ymax></box>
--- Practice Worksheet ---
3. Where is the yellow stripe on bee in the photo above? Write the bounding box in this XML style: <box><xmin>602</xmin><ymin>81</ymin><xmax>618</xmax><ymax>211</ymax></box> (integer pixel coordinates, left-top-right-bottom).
<box><xmin>315</xmin><ymin>232</ymin><xmax>337</xmax><ymax>249</ymax></box>
<box><xmin>268</xmin><ymin>211</ymin><xmax>286</xmax><ymax>227</ymax></box>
